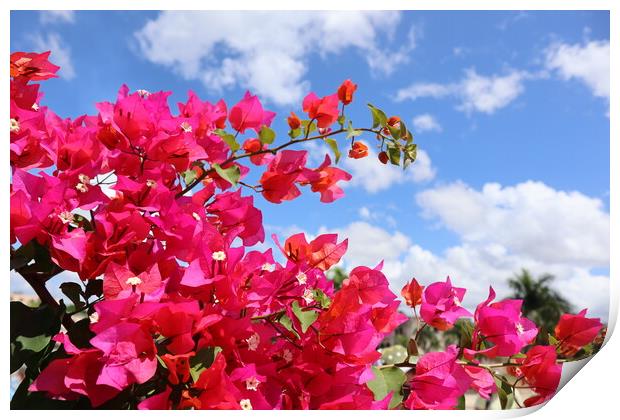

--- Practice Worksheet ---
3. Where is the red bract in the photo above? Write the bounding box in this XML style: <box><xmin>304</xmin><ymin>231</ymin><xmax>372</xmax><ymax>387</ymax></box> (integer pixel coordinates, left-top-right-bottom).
<box><xmin>11</xmin><ymin>51</ymin><xmax>60</xmax><ymax>80</ymax></box>
<box><xmin>466</xmin><ymin>287</ymin><xmax>538</xmax><ymax>359</ymax></box>
<box><xmin>337</xmin><ymin>79</ymin><xmax>357</xmax><ymax>105</ymax></box>
<box><xmin>420</xmin><ymin>277</ymin><xmax>472</xmax><ymax>330</ymax></box>
<box><xmin>401</xmin><ymin>278</ymin><xmax>424</xmax><ymax>307</ymax></box>
<box><xmin>229</xmin><ymin>91</ymin><xmax>275</xmax><ymax>134</ymax></box>
<box><xmin>404</xmin><ymin>345</ymin><xmax>471</xmax><ymax>410</ymax></box>
<box><xmin>302</xmin><ymin>92</ymin><xmax>340</xmax><ymax>128</ymax></box>
<box><xmin>513</xmin><ymin>345</ymin><xmax>562</xmax><ymax>407</ymax></box>
<box><xmin>554</xmin><ymin>309</ymin><xmax>603</xmax><ymax>356</ymax></box>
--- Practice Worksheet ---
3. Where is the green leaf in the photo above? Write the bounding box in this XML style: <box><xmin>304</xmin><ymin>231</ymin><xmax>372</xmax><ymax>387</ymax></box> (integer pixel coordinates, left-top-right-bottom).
<box><xmin>403</xmin><ymin>143</ymin><xmax>417</xmax><ymax>169</ymax></box>
<box><xmin>387</xmin><ymin>124</ymin><xmax>401</xmax><ymax>140</ymax></box>
<box><xmin>366</xmin><ymin>366</ymin><xmax>406</xmax><ymax>409</ymax></box>
<box><xmin>10</xmin><ymin>301</ymin><xmax>60</xmax><ymax>341</ymax></box>
<box><xmin>258</xmin><ymin>125</ymin><xmax>276</xmax><ymax>145</ymax></box>
<box><xmin>85</xmin><ymin>279</ymin><xmax>103</xmax><ymax>299</ymax></box>
<box><xmin>346</xmin><ymin>121</ymin><xmax>362</xmax><ymax>139</ymax></box>
<box><xmin>313</xmin><ymin>289</ymin><xmax>332</xmax><ymax>309</ymax></box>
<box><xmin>367</xmin><ymin>103</ymin><xmax>388</xmax><ymax>128</ymax></box>
<box><xmin>183</xmin><ymin>169</ymin><xmax>197</xmax><ymax>185</ymax></box>
<box><xmin>387</xmin><ymin>145</ymin><xmax>401</xmax><ymax>166</ymax></box>
<box><xmin>16</xmin><ymin>335</ymin><xmax>51</xmax><ymax>353</ymax></box>
<box><xmin>548</xmin><ymin>334</ymin><xmax>559</xmax><ymax>346</ymax></box>
<box><xmin>399</xmin><ymin>120</ymin><xmax>409</xmax><ymax>140</ymax></box>
<box><xmin>456</xmin><ymin>395</ymin><xmax>466</xmax><ymax>410</ymax></box>
<box><xmin>289</xmin><ymin>127</ymin><xmax>302</xmax><ymax>139</ymax></box>
<box><xmin>323</xmin><ymin>138</ymin><xmax>341</xmax><ymax>164</ymax></box>
<box><xmin>60</xmin><ymin>282</ymin><xmax>84</xmax><ymax>310</ymax></box>
<box><xmin>301</xmin><ymin>120</ymin><xmax>317</xmax><ymax>137</ymax></box>
<box><xmin>337</xmin><ymin>115</ymin><xmax>346</xmax><ymax>127</ymax></box>
<box><xmin>214</xmin><ymin>129</ymin><xmax>240</xmax><ymax>152</ymax></box>
<box><xmin>380</xmin><ymin>345</ymin><xmax>408</xmax><ymax>364</ymax></box>
<box><xmin>212</xmin><ymin>163</ymin><xmax>241</xmax><ymax>187</ymax></box>
<box><xmin>189</xmin><ymin>346</ymin><xmax>222</xmax><ymax>382</ymax></box>
<box><xmin>291</xmin><ymin>301</ymin><xmax>318</xmax><ymax>333</ymax></box>
<box><xmin>10</xmin><ymin>242</ymin><xmax>35</xmax><ymax>271</ymax></box>
<box><xmin>277</xmin><ymin>314</ymin><xmax>300</xmax><ymax>339</ymax></box>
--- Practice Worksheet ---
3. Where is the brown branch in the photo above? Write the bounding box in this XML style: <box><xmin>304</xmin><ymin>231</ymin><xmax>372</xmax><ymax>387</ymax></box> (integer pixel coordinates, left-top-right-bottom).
<box><xmin>18</xmin><ymin>268</ymin><xmax>75</xmax><ymax>330</ymax></box>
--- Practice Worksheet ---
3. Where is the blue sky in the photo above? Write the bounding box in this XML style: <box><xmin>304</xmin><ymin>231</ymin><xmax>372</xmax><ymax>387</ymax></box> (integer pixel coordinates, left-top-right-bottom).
<box><xmin>10</xmin><ymin>10</ymin><xmax>610</xmax><ymax>319</ymax></box>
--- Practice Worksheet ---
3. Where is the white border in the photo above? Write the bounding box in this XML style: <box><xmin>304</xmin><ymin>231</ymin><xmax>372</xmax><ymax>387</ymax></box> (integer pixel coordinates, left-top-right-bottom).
<box><xmin>3</xmin><ymin>1</ymin><xmax>616</xmax><ymax>419</ymax></box>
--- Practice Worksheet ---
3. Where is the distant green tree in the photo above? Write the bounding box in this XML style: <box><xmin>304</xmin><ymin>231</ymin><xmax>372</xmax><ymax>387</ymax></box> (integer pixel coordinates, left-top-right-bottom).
<box><xmin>327</xmin><ymin>266</ymin><xmax>348</xmax><ymax>291</ymax></box>
<box><xmin>507</xmin><ymin>269</ymin><xmax>574</xmax><ymax>338</ymax></box>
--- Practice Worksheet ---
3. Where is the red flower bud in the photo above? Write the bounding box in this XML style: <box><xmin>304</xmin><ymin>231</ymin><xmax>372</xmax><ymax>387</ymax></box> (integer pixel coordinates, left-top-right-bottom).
<box><xmin>378</xmin><ymin>151</ymin><xmax>389</xmax><ymax>164</ymax></box>
<box><xmin>337</xmin><ymin>79</ymin><xmax>357</xmax><ymax>105</ymax></box>
<box><xmin>242</xmin><ymin>138</ymin><xmax>262</xmax><ymax>153</ymax></box>
<box><xmin>348</xmin><ymin>141</ymin><xmax>369</xmax><ymax>159</ymax></box>
<box><xmin>287</xmin><ymin>111</ymin><xmax>301</xmax><ymax>130</ymax></box>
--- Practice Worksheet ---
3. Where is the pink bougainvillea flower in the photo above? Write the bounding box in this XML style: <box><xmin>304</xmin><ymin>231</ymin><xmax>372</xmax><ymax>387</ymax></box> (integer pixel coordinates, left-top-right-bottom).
<box><xmin>404</xmin><ymin>345</ymin><xmax>472</xmax><ymax>410</ymax></box>
<box><xmin>90</xmin><ymin>322</ymin><xmax>158</xmax><ymax>390</ymax></box>
<box><xmin>466</xmin><ymin>287</ymin><xmax>538</xmax><ymax>359</ymax></box>
<box><xmin>102</xmin><ymin>261</ymin><xmax>163</xmax><ymax>300</ymax></box>
<box><xmin>228</xmin><ymin>91</ymin><xmax>275</xmax><ymax>134</ymax></box>
<box><xmin>302</xmin><ymin>92</ymin><xmax>340</xmax><ymax>128</ymax></box>
<box><xmin>420</xmin><ymin>277</ymin><xmax>472</xmax><ymax>331</ymax></box>
<box><xmin>512</xmin><ymin>345</ymin><xmax>561</xmax><ymax>407</ymax></box>
<box><xmin>463</xmin><ymin>366</ymin><xmax>496</xmax><ymax>400</ymax></box>
<box><xmin>554</xmin><ymin>309</ymin><xmax>603</xmax><ymax>356</ymax></box>
<box><xmin>401</xmin><ymin>278</ymin><xmax>425</xmax><ymax>307</ymax></box>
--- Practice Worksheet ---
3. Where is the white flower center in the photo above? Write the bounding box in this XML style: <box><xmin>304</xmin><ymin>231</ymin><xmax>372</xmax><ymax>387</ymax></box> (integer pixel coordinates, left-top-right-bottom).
<box><xmin>146</xmin><ymin>179</ymin><xmax>157</xmax><ymax>188</ymax></box>
<box><xmin>192</xmin><ymin>212</ymin><xmax>201</xmax><ymax>221</ymax></box>
<box><xmin>212</xmin><ymin>251</ymin><xmax>226</xmax><ymax>261</ymax></box>
<box><xmin>246</xmin><ymin>376</ymin><xmax>260</xmax><ymax>391</ymax></box>
<box><xmin>282</xmin><ymin>348</ymin><xmax>293</xmax><ymax>363</ymax></box>
<box><xmin>125</xmin><ymin>276</ymin><xmax>142</xmax><ymax>286</ymax></box>
<box><xmin>58</xmin><ymin>210</ymin><xmax>74</xmax><ymax>224</ymax></box>
<box><xmin>453</xmin><ymin>295</ymin><xmax>461</xmax><ymax>306</ymax></box>
<box><xmin>302</xmin><ymin>288</ymin><xmax>314</xmax><ymax>304</ymax></box>
<box><xmin>10</xmin><ymin>118</ymin><xmax>20</xmax><ymax>133</ymax></box>
<box><xmin>515</xmin><ymin>322</ymin><xmax>524</xmax><ymax>335</ymax></box>
<box><xmin>78</xmin><ymin>174</ymin><xmax>91</xmax><ymax>184</ymax></box>
<box><xmin>296</xmin><ymin>272</ymin><xmax>307</xmax><ymax>284</ymax></box>
<box><xmin>240</xmin><ymin>399</ymin><xmax>253</xmax><ymax>410</ymax></box>
<box><xmin>32</xmin><ymin>103</ymin><xmax>39</xmax><ymax>111</ymax></box>
<box><xmin>75</xmin><ymin>183</ymin><xmax>89</xmax><ymax>193</ymax></box>
<box><xmin>89</xmin><ymin>312</ymin><xmax>100</xmax><ymax>323</ymax></box>
<box><xmin>136</xmin><ymin>89</ymin><xmax>150</xmax><ymax>98</ymax></box>
<box><xmin>180</xmin><ymin>121</ymin><xmax>193</xmax><ymax>133</ymax></box>
<box><xmin>246</xmin><ymin>333</ymin><xmax>260</xmax><ymax>351</ymax></box>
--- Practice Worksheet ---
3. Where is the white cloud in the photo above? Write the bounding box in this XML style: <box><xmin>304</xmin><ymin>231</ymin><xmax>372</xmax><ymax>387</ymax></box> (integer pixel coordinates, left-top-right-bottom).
<box><xmin>412</xmin><ymin>114</ymin><xmax>442</xmax><ymax>133</ymax></box>
<box><xmin>416</xmin><ymin>181</ymin><xmax>610</xmax><ymax>267</ymax></box>
<box><xmin>545</xmin><ymin>39</ymin><xmax>610</xmax><ymax>99</ymax></box>
<box><xmin>316</xmin><ymin>180</ymin><xmax>609</xmax><ymax>320</ymax></box>
<box><xmin>39</xmin><ymin>10</ymin><xmax>75</xmax><ymax>25</ymax></box>
<box><xmin>343</xmin><ymin>146</ymin><xmax>436</xmax><ymax>193</ymax></box>
<box><xmin>395</xmin><ymin>82</ymin><xmax>453</xmax><ymax>102</ymax></box>
<box><xmin>30</xmin><ymin>32</ymin><xmax>76</xmax><ymax>80</ymax></box>
<box><xmin>134</xmin><ymin>11</ymin><xmax>409</xmax><ymax>106</ymax></box>
<box><xmin>396</xmin><ymin>68</ymin><xmax>529</xmax><ymax>114</ymax></box>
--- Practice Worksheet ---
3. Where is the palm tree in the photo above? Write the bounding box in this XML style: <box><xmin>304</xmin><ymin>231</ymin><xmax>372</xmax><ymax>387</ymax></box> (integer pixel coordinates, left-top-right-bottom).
<box><xmin>507</xmin><ymin>269</ymin><xmax>573</xmax><ymax>337</ymax></box>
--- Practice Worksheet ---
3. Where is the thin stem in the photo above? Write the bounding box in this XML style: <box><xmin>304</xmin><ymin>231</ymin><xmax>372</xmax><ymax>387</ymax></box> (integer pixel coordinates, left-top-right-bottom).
<box><xmin>176</xmin><ymin>127</ymin><xmax>389</xmax><ymax>197</ymax></box>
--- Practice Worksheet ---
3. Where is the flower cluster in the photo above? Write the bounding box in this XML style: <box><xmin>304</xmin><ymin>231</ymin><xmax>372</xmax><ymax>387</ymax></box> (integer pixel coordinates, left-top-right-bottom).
<box><xmin>10</xmin><ymin>51</ymin><xmax>604</xmax><ymax>411</ymax></box>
